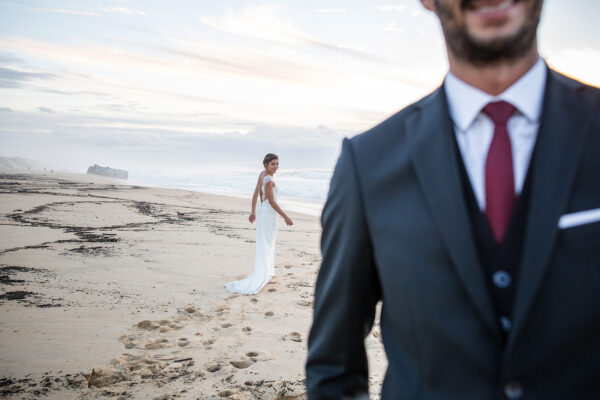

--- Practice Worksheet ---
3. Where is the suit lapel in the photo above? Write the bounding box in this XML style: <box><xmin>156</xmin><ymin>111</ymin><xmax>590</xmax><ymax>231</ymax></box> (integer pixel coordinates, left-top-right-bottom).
<box><xmin>508</xmin><ymin>70</ymin><xmax>596</xmax><ymax>348</ymax></box>
<box><xmin>406</xmin><ymin>87</ymin><xmax>499</xmax><ymax>339</ymax></box>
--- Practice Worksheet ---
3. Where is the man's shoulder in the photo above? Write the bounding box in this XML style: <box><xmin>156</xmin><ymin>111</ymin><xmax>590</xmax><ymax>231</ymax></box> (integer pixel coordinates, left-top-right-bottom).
<box><xmin>349</xmin><ymin>86</ymin><xmax>443</xmax><ymax>148</ymax></box>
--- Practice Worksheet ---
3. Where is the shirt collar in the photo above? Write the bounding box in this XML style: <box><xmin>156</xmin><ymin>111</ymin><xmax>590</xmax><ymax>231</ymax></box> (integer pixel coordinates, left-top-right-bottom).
<box><xmin>444</xmin><ymin>57</ymin><xmax>547</xmax><ymax>132</ymax></box>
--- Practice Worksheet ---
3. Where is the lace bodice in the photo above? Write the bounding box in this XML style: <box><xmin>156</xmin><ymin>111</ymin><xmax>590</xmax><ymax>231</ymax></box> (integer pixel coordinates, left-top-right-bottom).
<box><xmin>261</xmin><ymin>175</ymin><xmax>277</xmax><ymax>202</ymax></box>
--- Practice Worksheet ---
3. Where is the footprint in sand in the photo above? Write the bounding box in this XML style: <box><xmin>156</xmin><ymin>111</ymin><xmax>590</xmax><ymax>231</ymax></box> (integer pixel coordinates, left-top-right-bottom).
<box><xmin>244</xmin><ymin>351</ymin><xmax>273</xmax><ymax>362</ymax></box>
<box><xmin>138</xmin><ymin>318</ymin><xmax>182</xmax><ymax>334</ymax></box>
<box><xmin>215</xmin><ymin>306</ymin><xmax>228</xmax><ymax>316</ymax></box>
<box><xmin>250</xmin><ymin>298</ymin><xmax>258</xmax><ymax>303</ymax></box>
<box><xmin>221</xmin><ymin>323</ymin><xmax>232</xmax><ymax>328</ymax></box>
<box><xmin>268</xmin><ymin>288</ymin><xmax>277</xmax><ymax>292</ymax></box>
<box><xmin>230</xmin><ymin>359</ymin><xmax>254</xmax><ymax>369</ymax></box>
<box><xmin>253</xmin><ymin>351</ymin><xmax>272</xmax><ymax>361</ymax></box>
<box><xmin>159</xmin><ymin>323</ymin><xmax>170</xmax><ymax>333</ymax></box>
<box><xmin>284</xmin><ymin>332</ymin><xmax>302</xmax><ymax>342</ymax></box>
<box><xmin>206</xmin><ymin>363</ymin><xmax>220</xmax><ymax>373</ymax></box>
<box><xmin>177</xmin><ymin>338</ymin><xmax>190</xmax><ymax>347</ymax></box>
<box><xmin>122</xmin><ymin>334</ymin><xmax>170</xmax><ymax>350</ymax></box>
<box><xmin>137</xmin><ymin>320</ymin><xmax>160</xmax><ymax>330</ymax></box>
<box><xmin>242</xmin><ymin>326</ymin><xmax>252</xmax><ymax>335</ymax></box>
<box><xmin>83</xmin><ymin>367</ymin><xmax>128</xmax><ymax>388</ymax></box>
<box><xmin>115</xmin><ymin>354</ymin><xmax>167</xmax><ymax>379</ymax></box>
<box><xmin>296</xmin><ymin>300</ymin><xmax>312</xmax><ymax>307</ymax></box>
<box><xmin>264</xmin><ymin>311</ymin><xmax>274</xmax><ymax>317</ymax></box>
<box><xmin>145</xmin><ymin>338</ymin><xmax>169</xmax><ymax>349</ymax></box>
<box><xmin>122</xmin><ymin>335</ymin><xmax>138</xmax><ymax>349</ymax></box>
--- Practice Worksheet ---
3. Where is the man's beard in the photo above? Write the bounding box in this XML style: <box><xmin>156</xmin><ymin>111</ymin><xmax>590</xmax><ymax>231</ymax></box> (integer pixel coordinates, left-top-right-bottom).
<box><xmin>435</xmin><ymin>0</ymin><xmax>542</xmax><ymax>66</ymax></box>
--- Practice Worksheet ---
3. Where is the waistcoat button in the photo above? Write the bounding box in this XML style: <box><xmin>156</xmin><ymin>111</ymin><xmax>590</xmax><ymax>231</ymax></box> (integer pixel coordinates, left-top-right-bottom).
<box><xmin>493</xmin><ymin>270</ymin><xmax>512</xmax><ymax>288</ymax></box>
<box><xmin>504</xmin><ymin>381</ymin><xmax>523</xmax><ymax>399</ymax></box>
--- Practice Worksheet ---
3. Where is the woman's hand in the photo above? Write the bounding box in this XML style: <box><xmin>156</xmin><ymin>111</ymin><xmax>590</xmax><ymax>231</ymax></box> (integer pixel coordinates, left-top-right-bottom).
<box><xmin>284</xmin><ymin>216</ymin><xmax>293</xmax><ymax>226</ymax></box>
<box><xmin>249</xmin><ymin>212</ymin><xmax>256</xmax><ymax>223</ymax></box>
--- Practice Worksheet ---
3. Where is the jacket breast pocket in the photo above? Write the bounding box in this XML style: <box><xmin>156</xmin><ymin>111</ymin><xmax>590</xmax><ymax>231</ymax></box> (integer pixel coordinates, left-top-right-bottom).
<box><xmin>558</xmin><ymin>220</ymin><xmax>600</xmax><ymax>246</ymax></box>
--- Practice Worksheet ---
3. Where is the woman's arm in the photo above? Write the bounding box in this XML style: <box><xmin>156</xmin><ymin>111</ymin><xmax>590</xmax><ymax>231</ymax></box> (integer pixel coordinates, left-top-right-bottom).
<box><xmin>265</xmin><ymin>181</ymin><xmax>293</xmax><ymax>226</ymax></box>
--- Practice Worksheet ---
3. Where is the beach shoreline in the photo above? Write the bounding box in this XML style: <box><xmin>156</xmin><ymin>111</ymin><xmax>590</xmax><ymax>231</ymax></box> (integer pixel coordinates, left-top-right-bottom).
<box><xmin>0</xmin><ymin>172</ymin><xmax>385</xmax><ymax>399</ymax></box>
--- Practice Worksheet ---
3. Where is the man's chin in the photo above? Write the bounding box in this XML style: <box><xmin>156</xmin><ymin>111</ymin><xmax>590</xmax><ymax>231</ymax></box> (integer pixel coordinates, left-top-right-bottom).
<box><xmin>460</xmin><ymin>26</ymin><xmax>536</xmax><ymax>65</ymax></box>
<box><xmin>467</xmin><ymin>27</ymin><xmax>524</xmax><ymax>50</ymax></box>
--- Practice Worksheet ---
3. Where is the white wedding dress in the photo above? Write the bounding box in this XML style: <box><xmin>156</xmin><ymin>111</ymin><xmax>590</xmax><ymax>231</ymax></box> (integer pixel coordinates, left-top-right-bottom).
<box><xmin>225</xmin><ymin>175</ymin><xmax>278</xmax><ymax>295</ymax></box>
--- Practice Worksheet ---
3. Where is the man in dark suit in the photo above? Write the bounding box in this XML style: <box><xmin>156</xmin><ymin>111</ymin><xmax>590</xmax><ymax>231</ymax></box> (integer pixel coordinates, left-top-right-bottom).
<box><xmin>306</xmin><ymin>0</ymin><xmax>600</xmax><ymax>398</ymax></box>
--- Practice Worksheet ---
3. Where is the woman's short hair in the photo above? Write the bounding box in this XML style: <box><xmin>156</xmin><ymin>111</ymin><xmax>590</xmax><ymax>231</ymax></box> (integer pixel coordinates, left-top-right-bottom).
<box><xmin>263</xmin><ymin>153</ymin><xmax>278</xmax><ymax>167</ymax></box>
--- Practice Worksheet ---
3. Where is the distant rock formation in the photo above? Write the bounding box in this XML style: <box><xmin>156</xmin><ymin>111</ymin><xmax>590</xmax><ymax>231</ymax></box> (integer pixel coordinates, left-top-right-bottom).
<box><xmin>87</xmin><ymin>164</ymin><xmax>128</xmax><ymax>180</ymax></box>
<box><xmin>0</xmin><ymin>156</ymin><xmax>45</xmax><ymax>173</ymax></box>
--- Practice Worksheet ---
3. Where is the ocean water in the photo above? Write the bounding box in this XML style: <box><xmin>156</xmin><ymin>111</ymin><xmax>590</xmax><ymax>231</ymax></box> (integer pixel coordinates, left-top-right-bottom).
<box><xmin>127</xmin><ymin>168</ymin><xmax>333</xmax><ymax>216</ymax></box>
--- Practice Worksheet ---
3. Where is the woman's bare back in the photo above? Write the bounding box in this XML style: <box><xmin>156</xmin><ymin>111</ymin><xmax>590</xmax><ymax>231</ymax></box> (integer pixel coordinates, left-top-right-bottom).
<box><xmin>257</xmin><ymin>171</ymin><xmax>266</xmax><ymax>202</ymax></box>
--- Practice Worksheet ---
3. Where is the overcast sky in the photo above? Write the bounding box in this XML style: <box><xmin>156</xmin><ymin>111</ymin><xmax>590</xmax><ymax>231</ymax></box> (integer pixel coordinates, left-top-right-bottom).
<box><xmin>1</xmin><ymin>0</ymin><xmax>599</xmax><ymax>172</ymax></box>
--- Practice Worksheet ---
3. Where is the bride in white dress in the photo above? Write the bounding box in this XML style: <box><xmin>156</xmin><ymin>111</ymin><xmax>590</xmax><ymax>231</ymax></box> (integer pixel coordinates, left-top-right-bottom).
<box><xmin>225</xmin><ymin>153</ymin><xmax>293</xmax><ymax>295</ymax></box>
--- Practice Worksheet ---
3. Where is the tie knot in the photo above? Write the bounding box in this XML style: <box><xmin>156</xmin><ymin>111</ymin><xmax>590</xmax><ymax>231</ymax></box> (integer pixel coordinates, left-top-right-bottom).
<box><xmin>482</xmin><ymin>101</ymin><xmax>516</xmax><ymax>126</ymax></box>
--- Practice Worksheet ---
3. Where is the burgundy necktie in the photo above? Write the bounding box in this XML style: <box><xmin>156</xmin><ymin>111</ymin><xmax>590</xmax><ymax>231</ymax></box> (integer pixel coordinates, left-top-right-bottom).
<box><xmin>483</xmin><ymin>101</ymin><xmax>517</xmax><ymax>243</ymax></box>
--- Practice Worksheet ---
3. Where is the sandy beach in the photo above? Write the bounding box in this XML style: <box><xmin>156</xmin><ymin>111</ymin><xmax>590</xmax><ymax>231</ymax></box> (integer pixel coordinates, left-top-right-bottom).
<box><xmin>0</xmin><ymin>172</ymin><xmax>385</xmax><ymax>399</ymax></box>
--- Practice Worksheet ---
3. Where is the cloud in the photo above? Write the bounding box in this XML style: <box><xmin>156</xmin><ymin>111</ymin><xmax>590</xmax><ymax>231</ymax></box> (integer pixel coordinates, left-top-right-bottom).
<box><xmin>198</xmin><ymin>4</ymin><xmax>310</xmax><ymax>46</ymax></box>
<box><xmin>0</xmin><ymin>12</ymin><xmax>437</xmax><ymax>138</ymax></box>
<box><xmin>316</xmin><ymin>8</ymin><xmax>348</xmax><ymax>13</ymax></box>
<box><xmin>37</xmin><ymin>107</ymin><xmax>54</xmax><ymax>113</ymax></box>
<box><xmin>0</xmin><ymin>37</ymin><xmax>184</xmax><ymax>76</ymax></box>
<box><xmin>0</xmin><ymin>66</ymin><xmax>57</xmax><ymax>88</ymax></box>
<box><xmin>0</xmin><ymin>53</ymin><xmax>24</xmax><ymax>64</ymax></box>
<box><xmin>0</xmin><ymin>36</ymin><xmax>319</xmax><ymax>94</ymax></box>
<box><xmin>102</xmin><ymin>7</ymin><xmax>146</xmax><ymax>16</ymax></box>
<box><xmin>24</xmin><ymin>7</ymin><xmax>100</xmax><ymax>17</ymax></box>
<box><xmin>383</xmin><ymin>23</ymin><xmax>405</xmax><ymax>33</ymax></box>
<box><xmin>198</xmin><ymin>5</ymin><xmax>389</xmax><ymax>64</ymax></box>
<box><xmin>410</xmin><ymin>7</ymin><xmax>425</xmax><ymax>17</ymax></box>
<box><xmin>376</xmin><ymin>5</ymin><xmax>407</xmax><ymax>12</ymax></box>
<box><xmin>0</xmin><ymin>108</ymin><xmax>346</xmax><ymax>173</ymax></box>
<box><xmin>0</xmin><ymin>107</ymin><xmax>12</xmax><ymax>112</ymax></box>
<box><xmin>0</xmin><ymin>38</ymin><xmax>253</xmax><ymax>105</ymax></box>
<box><xmin>144</xmin><ymin>42</ymin><xmax>310</xmax><ymax>83</ymax></box>
<box><xmin>40</xmin><ymin>87</ymin><xmax>115</xmax><ymax>100</ymax></box>
<box><xmin>337</xmin><ymin>44</ymin><xmax>367</xmax><ymax>52</ymax></box>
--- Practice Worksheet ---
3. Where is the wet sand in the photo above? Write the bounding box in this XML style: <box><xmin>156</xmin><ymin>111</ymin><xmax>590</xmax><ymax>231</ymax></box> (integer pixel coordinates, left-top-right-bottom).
<box><xmin>0</xmin><ymin>172</ymin><xmax>385</xmax><ymax>399</ymax></box>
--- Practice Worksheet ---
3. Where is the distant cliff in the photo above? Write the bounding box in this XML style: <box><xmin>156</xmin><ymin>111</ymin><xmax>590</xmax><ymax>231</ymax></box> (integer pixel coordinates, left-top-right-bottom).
<box><xmin>0</xmin><ymin>156</ymin><xmax>45</xmax><ymax>173</ymax></box>
<box><xmin>87</xmin><ymin>164</ymin><xmax>128</xmax><ymax>180</ymax></box>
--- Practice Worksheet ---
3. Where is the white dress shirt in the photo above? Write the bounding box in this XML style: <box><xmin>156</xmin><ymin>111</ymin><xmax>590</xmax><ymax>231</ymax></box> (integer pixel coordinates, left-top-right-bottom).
<box><xmin>444</xmin><ymin>58</ymin><xmax>547</xmax><ymax>210</ymax></box>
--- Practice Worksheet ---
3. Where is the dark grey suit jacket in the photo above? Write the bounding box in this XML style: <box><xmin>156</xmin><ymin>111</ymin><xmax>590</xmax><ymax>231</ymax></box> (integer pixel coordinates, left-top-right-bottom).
<box><xmin>306</xmin><ymin>68</ymin><xmax>600</xmax><ymax>399</ymax></box>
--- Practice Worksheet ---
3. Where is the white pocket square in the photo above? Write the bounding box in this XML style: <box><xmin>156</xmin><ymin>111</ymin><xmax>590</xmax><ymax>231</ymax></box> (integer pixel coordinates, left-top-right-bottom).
<box><xmin>558</xmin><ymin>208</ymin><xmax>600</xmax><ymax>229</ymax></box>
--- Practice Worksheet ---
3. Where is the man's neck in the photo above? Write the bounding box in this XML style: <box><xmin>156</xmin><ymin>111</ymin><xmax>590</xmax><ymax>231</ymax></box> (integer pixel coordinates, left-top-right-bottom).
<box><xmin>447</xmin><ymin>44</ymin><xmax>540</xmax><ymax>96</ymax></box>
